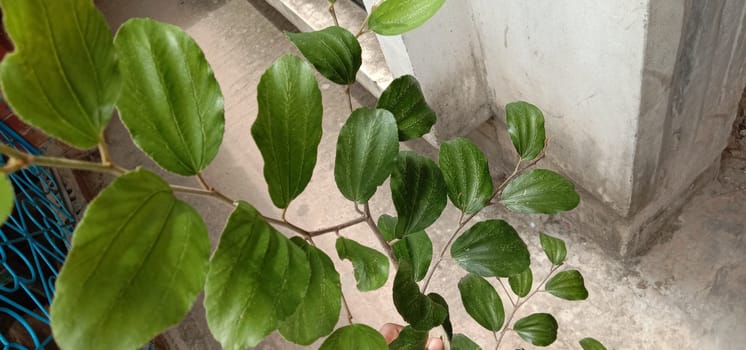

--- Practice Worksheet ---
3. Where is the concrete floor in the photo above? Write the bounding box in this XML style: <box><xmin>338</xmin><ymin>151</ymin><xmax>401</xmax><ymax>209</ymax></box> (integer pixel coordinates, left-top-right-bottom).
<box><xmin>96</xmin><ymin>1</ymin><xmax>746</xmax><ymax>349</ymax></box>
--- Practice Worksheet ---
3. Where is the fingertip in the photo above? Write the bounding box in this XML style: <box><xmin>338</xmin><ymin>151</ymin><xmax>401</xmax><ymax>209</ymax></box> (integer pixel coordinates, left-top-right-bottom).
<box><xmin>426</xmin><ymin>337</ymin><xmax>445</xmax><ymax>350</ymax></box>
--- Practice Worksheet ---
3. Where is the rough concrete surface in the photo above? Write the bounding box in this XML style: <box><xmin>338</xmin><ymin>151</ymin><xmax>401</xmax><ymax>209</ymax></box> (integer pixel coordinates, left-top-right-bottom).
<box><xmin>95</xmin><ymin>1</ymin><xmax>746</xmax><ymax>349</ymax></box>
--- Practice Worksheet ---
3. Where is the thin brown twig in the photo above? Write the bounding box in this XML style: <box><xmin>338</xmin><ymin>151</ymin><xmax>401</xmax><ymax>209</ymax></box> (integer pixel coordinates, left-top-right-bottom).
<box><xmin>497</xmin><ymin>278</ymin><xmax>516</xmax><ymax>307</ymax></box>
<box><xmin>363</xmin><ymin>203</ymin><xmax>398</xmax><ymax>268</ymax></box>
<box><xmin>328</xmin><ymin>2</ymin><xmax>340</xmax><ymax>26</ymax></box>
<box><xmin>0</xmin><ymin>143</ymin><xmax>127</xmax><ymax>176</ymax></box>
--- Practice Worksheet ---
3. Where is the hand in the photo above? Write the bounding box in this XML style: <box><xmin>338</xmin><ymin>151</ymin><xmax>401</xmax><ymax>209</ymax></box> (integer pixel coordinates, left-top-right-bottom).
<box><xmin>379</xmin><ymin>323</ymin><xmax>444</xmax><ymax>350</ymax></box>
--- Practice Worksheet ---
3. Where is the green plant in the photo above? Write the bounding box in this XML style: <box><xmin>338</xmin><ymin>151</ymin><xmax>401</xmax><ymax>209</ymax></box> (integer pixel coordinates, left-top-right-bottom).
<box><xmin>0</xmin><ymin>0</ymin><xmax>607</xmax><ymax>349</ymax></box>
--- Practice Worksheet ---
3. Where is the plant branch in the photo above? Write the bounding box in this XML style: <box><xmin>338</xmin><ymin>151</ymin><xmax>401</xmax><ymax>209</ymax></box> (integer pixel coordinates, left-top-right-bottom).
<box><xmin>497</xmin><ymin>278</ymin><xmax>516</xmax><ymax>306</ymax></box>
<box><xmin>309</xmin><ymin>216</ymin><xmax>366</xmax><ymax>236</ymax></box>
<box><xmin>364</xmin><ymin>203</ymin><xmax>398</xmax><ymax>268</ymax></box>
<box><xmin>340</xmin><ymin>290</ymin><xmax>354</xmax><ymax>325</ymax></box>
<box><xmin>170</xmin><ymin>185</ymin><xmax>236</xmax><ymax>206</ymax></box>
<box><xmin>0</xmin><ymin>143</ymin><xmax>127</xmax><ymax>176</ymax></box>
<box><xmin>355</xmin><ymin>0</ymin><xmax>384</xmax><ymax>37</ymax></box>
<box><xmin>328</xmin><ymin>1</ymin><xmax>339</xmax><ymax>26</ymax></box>
<box><xmin>345</xmin><ymin>85</ymin><xmax>354</xmax><ymax>113</ymax></box>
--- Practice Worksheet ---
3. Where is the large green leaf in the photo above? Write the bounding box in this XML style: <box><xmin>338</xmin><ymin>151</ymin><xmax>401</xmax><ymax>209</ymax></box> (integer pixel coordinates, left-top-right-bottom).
<box><xmin>0</xmin><ymin>0</ymin><xmax>120</xmax><ymax>149</ymax></box>
<box><xmin>286</xmin><ymin>26</ymin><xmax>362</xmax><ymax>85</ymax></box>
<box><xmin>377</xmin><ymin>75</ymin><xmax>436</xmax><ymax>141</ymax></box>
<box><xmin>539</xmin><ymin>232</ymin><xmax>567</xmax><ymax>266</ymax></box>
<box><xmin>0</xmin><ymin>174</ymin><xmax>13</xmax><ymax>225</ymax></box>
<box><xmin>513</xmin><ymin>313</ymin><xmax>558</xmax><ymax>347</ymax></box>
<box><xmin>279</xmin><ymin>238</ymin><xmax>341</xmax><ymax>345</ymax></box>
<box><xmin>579</xmin><ymin>337</ymin><xmax>607</xmax><ymax>350</ymax></box>
<box><xmin>458</xmin><ymin>274</ymin><xmax>504</xmax><ymax>331</ymax></box>
<box><xmin>545</xmin><ymin>270</ymin><xmax>588</xmax><ymax>301</ymax></box>
<box><xmin>252</xmin><ymin>54</ymin><xmax>323</xmax><ymax>209</ymax></box>
<box><xmin>388</xmin><ymin>326</ymin><xmax>428</xmax><ymax>350</ymax></box>
<box><xmin>508</xmin><ymin>268</ymin><xmax>533</xmax><ymax>298</ymax></box>
<box><xmin>335</xmin><ymin>108</ymin><xmax>399</xmax><ymax>203</ymax></box>
<box><xmin>319</xmin><ymin>324</ymin><xmax>388</xmax><ymax>350</ymax></box>
<box><xmin>506</xmin><ymin>101</ymin><xmax>546</xmax><ymax>160</ymax></box>
<box><xmin>205</xmin><ymin>202</ymin><xmax>311</xmax><ymax>350</ymax></box>
<box><xmin>439</xmin><ymin>137</ymin><xmax>493</xmax><ymax>214</ymax></box>
<box><xmin>114</xmin><ymin>18</ymin><xmax>224</xmax><ymax>176</ymax></box>
<box><xmin>390</xmin><ymin>151</ymin><xmax>447</xmax><ymax>238</ymax></box>
<box><xmin>451</xmin><ymin>334</ymin><xmax>481</xmax><ymax>350</ymax></box>
<box><xmin>368</xmin><ymin>0</ymin><xmax>446</xmax><ymax>36</ymax></box>
<box><xmin>393</xmin><ymin>260</ymin><xmax>447</xmax><ymax>331</ymax></box>
<box><xmin>336</xmin><ymin>237</ymin><xmax>389</xmax><ymax>291</ymax></box>
<box><xmin>451</xmin><ymin>220</ymin><xmax>530</xmax><ymax>277</ymax></box>
<box><xmin>500</xmin><ymin>169</ymin><xmax>580</xmax><ymax>214</ymax></box>
<box><xmin>392</xmin><ymin>231</ymin><xmax>432</xmax><ymax>282</ymax></box>
<box><xmin>50</xmin><ymin>169</ymin><xmax>209</xmax><ymax>350</ymax></box>
<box><xmin>378</xmin><ymin>214</ymin><xmax>398</xmax><ymax>242</ymax></box>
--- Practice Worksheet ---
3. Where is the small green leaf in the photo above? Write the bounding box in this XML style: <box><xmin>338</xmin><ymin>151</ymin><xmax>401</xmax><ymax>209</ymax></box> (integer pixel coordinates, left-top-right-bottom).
<box><xmin>388</xmin><ymin>326</ymin><xmax>428</xmax><ymax>350</ymax></box>
<box><xmin>513</xmin><ymin>313</ymin><xmax>558</xmax><ymax>347</ymax></box>
<box><xmin>252</xmin><ymin>54</ymin><xmax>323</xmax><ymax>209</ymax></box>
<box><xmin>50</xmin><ymin>169</ymin><xmax>209</xmax><ymax>350</ymax></box>
<box><xmin>500</xmin><ymin>169</ymin><xmax>580</xmax><ymax>214</ymax></box>
<box><xmin>508</xmin><ymin>268</ymin><xmax>533</xmax><ymax>298</ymax></box>
<box><xmin>450</xmin><ymin>220</ymin><xmax>530</xmax><ymax>277</ymax></box>
<box><xmin>506</xmin><ymin>101</ymin><xmax>546</xmax><ymax>160</ymax></box>
<box><xmin>0</xmin><ymin>0</ymin><xmax>120</xmax><ymax>148</ymax></box>
<box><xmin>0</xmin><ymin>174</ymin><xmax>14</xmax><ymax>225</ymax></box>
<box><xmin>319</xmin><ymin>324</ymin><xmax>387</xmax><ymax>350</ymax></box>
<box><xmin>458</xmin><ymin>274</ymin><xmax>504</xmax><ymax>331</ymax></box>
<box><xmin>378</xmin><ymin>214</ymin><xmax>398</xmax><ymax>242</ymax></box>
<box><xmin>539</xmin><ymin>232</ymin><xmax>567</xmax><ymax>265</ymax></box>
<box><xmin>368</xmin><ymin>0</ymin><xmax>446</xmax><ymax>36</ymax></box>
<box><xmin>439</xmin><ymin>137</ymin><xmax>494</xmax><ymax>214</ymax></box>
<box><xmin>205</xmin><ymin>202</ymin><xmax>311</xmax><ymax>350</ymax></box>
<box><xmin>377</xmin><ymin>75</ymin><xmax>436</xmax><ymax>140</ymax></box>
<box><xmin>579</xmin><ymin>337</ymin><xmax>607</xmax><ymax>350</ymax></box>
<box><xmin>393</xmin><ymin>260</ymin><xmax>447</xmax><ymax>331</ymax></box>
<box><xmin>114</xmin><ymin>18</ymin><xmax>224</xmax><ymax>176</ymax></box>
<box><xmin>336</xmin><ymin>237</ymin><xmax>389</xmax><ymax>291</ymax></box>
<box><xmin>335</xmin><ymin>108</ymin><xmax>399</xmax><ymax>203</ymax></box>
<box><xmin>451</xmin><ymin>334</ymin><xmax>481</xmax><ymax>350</ymax></box>
<box><xmin>392</xmin><ymin>231</ymin><xmax>432</xmax><ymax>282</ymax></box>
<box><xmin>286</xmin><ymin>26</ymin><xmax>362</xmax><ymax>85</ymax></box>
<box><xmin>279</xmin><ymin>238</ymin><xmax>341</xmax><ymax>345</ymax></box>
<box><xmin>390</xmin><ymin>151</ymin><xmax>447</xmax><ymax>238</ymax></box>
<box><xmin>545</xmin><ymin>270</ymin><xmax>588</xmax><ymax>301</ymax></box>
<box><xmin>427</xmin><ymin>293</ymin><xmax>453</xmax><ymax>340</ymax></box>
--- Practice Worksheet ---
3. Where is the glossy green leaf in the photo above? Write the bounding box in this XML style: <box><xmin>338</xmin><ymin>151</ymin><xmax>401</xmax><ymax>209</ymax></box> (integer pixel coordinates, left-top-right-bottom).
<box><xmin>540</xmin><ymin>232</ymin><xmax>567</xmax><ymax>266</ymax></box>
<box><xmin>50</xmin><ymin>169</ymin><xmax>209</xmax><ymax>350</ymax></box>
<box><xmin>579</xmin><ymin>337</ymin><xmax>607</xmax><ymax>350</ymax></box>
<box><xmin>513</xmin><ymin>313</ymin><xmax>558</xmax><ymax>347</ymax></box>
<box><xmin>451</xmin><ymin>334</ymin><xmax>481</xmax><ymax>350</ymax></box>
<box><xmin>286</xmin><ymin>26</ymin><xmax>362</xmax><ymax>85</ymax></box>
<box><xmin>390</xmin><ymin>151</ymin><xmax>447</xmax><ymax>238</ymax></box>
<box><xmin>279</xmin><ymin>238</ymin><xmax>341</xmax><ymax>345</ymax></box>
<box><xmin>114</xmin><ymin>18</ymin><xmax>224</xmax><ymax>176</ymax></box>
<box><xmin>393</xmin><ymin>260</ymin><xmax>447</xmax><ymax>331</ymax></box>
<box><xmin>451</xmin><ymin>220</ymin><xmax>530</xmax><ymax>277</ymax></box>
<box><xmin>545</xmin><ymin>270</ymin><xmax>588</xmax><ymax>301</ymax></box>
<box><xmin>368</xmin><ymin>0</ymin><xmax>446</xmax><ymax>36</ymax></box>
<box><xmin>377</xmin><ymin>75</ymin><xmax>436</xmax><ymax>140</ymax></box>
<box><xmin>508</xmin><ymin>268</ymin><xmax>533</xmax><ymax>298</ymax></box>
<box><xmin>378</xmin><ymin>214</ymin><xmax>398</xmax><ymax>242</ymax></box>
<box><xmin>458</xmin><ymin>274</ymin><xmax>504</xmax><ymax>331</ymax></box>
<box><xmin>319</xmin><ymin>324</ymin><xmax>387</xmax><ymax>350</ymax></box>
<box><xmin>500</xmin><ymin>169</ymin><xmax>580</xmax><ymax>214</ymax></box>
<box><xmin>205</xmin><ymin>202</ymin><xmax>311</xmax><ymax>350</ymax></box>
<box><xmin>388</xmin><ymin>326</ymin><xmax>428</xmax><ymax>350</ymax></box>
<box><xmin>336</xmin><ymin>237</ymin><xmax>389</xmax><ymax>291</ymax></box>
<box><xmin>506</xmin><ymin>101</ymin><xmax>546</xmax><ymax>160</ymax></box>
<box><xmin>392</xmin><ymin>231</ymin><xmax>432</xmax><ymax>282</ymax></box>
<box><xmin>427</xmin><ymin>293</ymin><xmax>453</xmax><ymax>340</ymax></box>
<box><xmin>0</xmin><ymin>174</ymin><xmax>14</xmax><ymax>225</ymax></box>
<box><xmin>335</xmin><ymin>108</ymin><xmax>399</xmax><ymax>203</ymax></box>
<box><xmin>439</xmin><ymin>137</ymin><xmax>493</xmax><ymax>214</ymax></box>
<box><xmin>252</xmin><ymin>54</ymin><xmax>323</xmax><ymax>208</ymax></box>
<box><xmin>0</xmin><ymin>0</ymin><xmax>120</xmax><ymax>149</ymax></box>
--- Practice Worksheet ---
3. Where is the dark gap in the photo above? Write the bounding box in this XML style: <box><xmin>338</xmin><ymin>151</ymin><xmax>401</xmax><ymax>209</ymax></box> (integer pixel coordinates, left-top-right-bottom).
<box><xmin>726</xmin><ymin>86</ymin><xmax>746</xmax><ymax>159</ymax></box>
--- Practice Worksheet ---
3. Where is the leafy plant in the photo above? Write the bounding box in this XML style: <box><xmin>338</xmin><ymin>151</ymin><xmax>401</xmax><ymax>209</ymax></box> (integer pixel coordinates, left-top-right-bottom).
<box><xmin>0</xmin><ymin>0</ymin><xmax>607</xmax><ymax>349</ymax></box>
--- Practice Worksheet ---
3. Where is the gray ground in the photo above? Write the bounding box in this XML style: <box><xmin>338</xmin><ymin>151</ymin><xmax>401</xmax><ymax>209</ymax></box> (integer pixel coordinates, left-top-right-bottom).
<box><xmin>95</xmin><ymin>1</ymin><xmax>746</xmax><ymax>349</ymax></box>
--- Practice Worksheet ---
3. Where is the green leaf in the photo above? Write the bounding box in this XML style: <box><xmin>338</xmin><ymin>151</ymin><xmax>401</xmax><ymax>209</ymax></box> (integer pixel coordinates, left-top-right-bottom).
<box><xmin>335</xmin><ymin>108</ymin><xmax>399</xmax><ymax>203</ymax></box>
<box><xmin>513</xmin><ymin>313</ymin><xmax>558</xmax><ymax>347</ymax></box>
<box><xmin>336</xmin><ymin>237</ymin><xmax>389</xmax><ymax>291</ymax></box>
<box><xmin>114</xmin><ymin>18</ymin><xmax>224</xmax><ymax>176</ymax></box>
<box><xmin>427</xmin><ymin>293</ymin><xmax>453</xmax><ymax>340</ymax></box>
<box><xmin>368</xmin><ymin>0</ymin><xmax>446</xmax><ymax>36</ymax></box>
<box><xmin>393</xmin><ymin>260</ymin><xmax>447</xmax><ymax>331</ymax></box>
<box><xmin>450</xmin><ymin>220</ymin><xmax>530</xmax><ymax>277</ymax></box>
<box><xmin>377</xmin><ymin>75</ymin><xmax>436</xmax><ymax>141</ymax></box>
<box><xmin>205</xmin><ymin>202</ymin><xmax>311</xmax><ymax>350</ymax></box>
<box><xmin>252</xmin><ymin>54</ymin><xmax>323</xmax><ymax>208</ymax></box>
<box><xmin>508</xmin><ymin>268</ymin><xmax>533</xmax><ymax>298</ymax></box>
<box><xmin>0</xmin><ymin>174</ymin><xmax>14</xmax><ymax>225</ymax></box>
<box><xmin>506</xmin><ymin>101</ymin><xmax>546</xmax><ymax>160</ymax></box>
<box><xmin>50</xmin><ymin>169</ymin><xmax>209</xmax><ymax>350</ymax></box>
<box><xmin>390</xmin><ymin>151</ymin><xmax>447</xmax><ymax>238</ymax></box>
<box><xmin>0</xmin><ymin>0</ymin><xmax>120</xmax><ymax>149</ymax></box>
<box><xmin>457</xmin><ymin>274</ymin><xmax>504</xmax><ymax>331</ymax></box>
<box><xmin>500</xmin><ymin>169</ymin><xmax>580</xmax><ymax>214</ymax></box>
<box><xmin>378</xmin><ymin>214</ymin><xmax>398</xmax><ymax>242</ymax></box>
<box><xmin>579</xmin><ymin>337</ymin><xmax>608</xmax><ymax>350</ymax></box>
<box><xmin>439</xmin><ymin>137</ymin><xmax>494</xmax><ymax>214</ymax></box>
<box><xmin>279</xmin><ymin>238</ymin><xmax>341</xmax><ymax>345</ymax></box>
<box><xmin>545</xmin><ymin>270</ymin><xmax>589</xmax><ymax>301</ymax></box>
<box><xmin>539</xmin><ymin>232</ymin><xmax>567</xmax><ymax>265</ymax></box>
<box><xmin>286</xmin><ymin>26</ymin><xmax>362</xmax><ymax>85</ymax></box>
<box><xmin>388</xmin><ymin>326</ymin><xmax>428</xmax><ymax>350</ymax></box>
<box><xmin>451</xmin><ymin>334</ymin><xmax>481</xmax><ymax>350</ymax></box>
<box><xmin>319</xmin><ymin>324</ymin><xmax>387</xmax><ymax>350</ymax></box>
<box><xmin>392</xmin><ymin>231</ymin><xmax>432</xmax><ymax>282</ymax></box>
